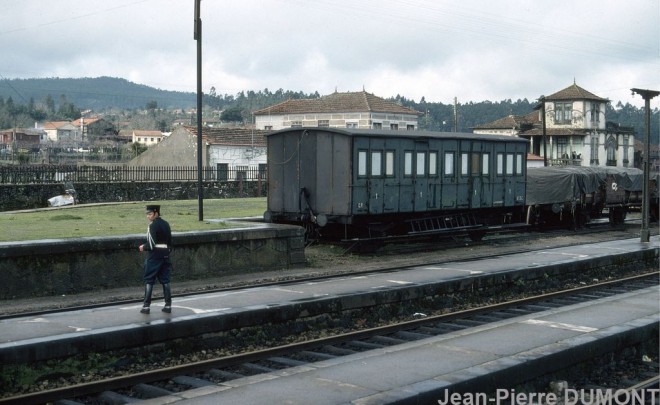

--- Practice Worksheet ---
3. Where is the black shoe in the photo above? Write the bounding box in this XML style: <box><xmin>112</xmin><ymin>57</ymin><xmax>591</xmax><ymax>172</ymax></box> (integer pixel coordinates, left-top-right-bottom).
<box><xmin>140</xmin><ymin>307</ymin><xmax>150</xmax><ymax>314</ymax></box>
<box><xmin>162</xmin><ymin>306</ymin><xmax>172</xmax><ymax>313</ymax></box>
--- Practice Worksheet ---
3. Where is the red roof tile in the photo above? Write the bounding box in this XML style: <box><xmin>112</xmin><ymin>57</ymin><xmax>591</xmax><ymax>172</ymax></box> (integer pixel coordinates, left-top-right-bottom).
<box><xmin>253</xmin><ymin>91</ymin><xmax>422</xmax><ymax>116</ymax></box>
<box><xmin>544</xmin><ymin>83</ymin><xmax>607</xmax><ymax>102</ymax></box>
<box><xmin>473</xmin><ymin>111</ymin><xmax>539</xmax><ymax>130</ymax></box>
<box><xmin>185</xmin><ymin>126</ymin><xmax>271</xmax><ymax>147</ymax></box>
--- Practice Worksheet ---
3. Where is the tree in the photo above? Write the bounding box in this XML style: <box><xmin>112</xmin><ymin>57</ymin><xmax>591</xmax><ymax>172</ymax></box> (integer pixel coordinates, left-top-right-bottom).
<box><xmin>220</xmin><ymin>106</ymin><xmax>244</xmax><ymax>123</ymax></box>
<box><xmin>128</xmin><ymin>142</ymin><xmax>148</xmax><ymax>158</ymax></box>
<box><xmin>44</xmin><ymin>94</ymin><xmax>55</xmax><ymax>114</ymax></box>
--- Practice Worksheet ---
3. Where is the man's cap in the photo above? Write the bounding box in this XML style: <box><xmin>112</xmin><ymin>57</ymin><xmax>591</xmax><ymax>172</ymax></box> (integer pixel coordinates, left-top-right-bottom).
<box><xmin>146</xmin><ymin>205</ymin><xmax>160</xmax><ymax>213</ymax></box>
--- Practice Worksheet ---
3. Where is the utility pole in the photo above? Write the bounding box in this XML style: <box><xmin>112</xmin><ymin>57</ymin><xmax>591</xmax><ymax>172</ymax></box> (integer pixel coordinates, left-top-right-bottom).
<box><xmin>534</xmin><ymin>96</ymin><xmax>548</xmax><ymax>167</ymax></box>
<box><xmin>541</xmin><ymin>96</ymin><xmax>547</xmax><ymax>167</ymax></box>
<box><xmin>194</xmin><ymin>0</ymin><xmax>203</xmax><ymax>221</ymax></box>
<box><xmin>453</xmin><ymin>97</ymin><xmax>458</xmax><ymax>132</ymax></box>
<box><xmin>631</xmin><ymin>88</ymin><xmax>659</xmax><ymax>243</ymax></box>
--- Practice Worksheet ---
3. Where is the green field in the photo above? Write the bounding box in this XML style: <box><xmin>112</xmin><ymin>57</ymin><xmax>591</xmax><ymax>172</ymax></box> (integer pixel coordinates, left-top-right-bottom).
<box><xmin>0</xmin><ymin>198</ymin><xmax>267</xmax><ymax>242</ymax></box>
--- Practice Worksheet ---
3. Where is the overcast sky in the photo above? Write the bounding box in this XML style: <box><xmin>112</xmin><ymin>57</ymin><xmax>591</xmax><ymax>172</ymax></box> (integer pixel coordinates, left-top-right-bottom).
<box><xmin>1</xmin><ymin>0</ymin><xmax>658</xmax><ymax>108</ymax></box>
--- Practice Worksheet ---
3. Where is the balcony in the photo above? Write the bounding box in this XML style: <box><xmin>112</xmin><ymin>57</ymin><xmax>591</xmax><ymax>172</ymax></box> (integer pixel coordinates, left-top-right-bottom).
<box><xmin>548</xmin><ymin>158</ymin><xmax>582</xmax><ymax>166</ymax></box>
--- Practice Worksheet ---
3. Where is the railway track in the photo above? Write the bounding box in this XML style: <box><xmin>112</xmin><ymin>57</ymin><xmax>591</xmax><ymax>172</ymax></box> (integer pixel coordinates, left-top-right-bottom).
<box><xmin>335</xmin><ymin>215</ymin><xmax>643</xmax><ymax>254</ymax></box>
<box><xmin>3</xmin><ymin>272</ymin><xmax>657</xmax><ymax>405</ymax></box>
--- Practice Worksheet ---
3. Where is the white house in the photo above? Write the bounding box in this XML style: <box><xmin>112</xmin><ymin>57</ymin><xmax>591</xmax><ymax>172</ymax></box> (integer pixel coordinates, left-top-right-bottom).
<box><xmin>473</xmin><ymin>83</ymin><xmax>635</xmax><ymax>168</ymax></box>
<box><xmin>132</xmin><ymin>130</ymin><xmax>165</xmax><ymax>146</ymax></box>
<box><xmin>202</xmin><ymin>127</ymin><xmax>269</xmax><ymax>181</ymax></box>
<box><xmin>41</xmin><ymin>121</ymin><xmax>81</xmax><ymax>144</ymax></box>
<box><xmin>252</xmin><ymin>90</ymin><xmax>422</xmax><ymax>131</ymax></box>
<box><xmin>128</xmin><ymin>126</ymin><xmax>271</xmax><ymax>181</ymax></box>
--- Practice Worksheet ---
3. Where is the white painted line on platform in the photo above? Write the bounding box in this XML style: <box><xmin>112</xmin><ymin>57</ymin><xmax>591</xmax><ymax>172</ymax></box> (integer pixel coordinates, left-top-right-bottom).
<box><xmin>119</xmin><ymin>304</ymin><xmax>230</xmax><ymax>314</ymax></box>
<box><xmin>424</xmin><ymin>266</ymin><xmax>484</xmax><ymax>275</ymax></box>
<box><xmin>67</xmin><ymin>326</ymin><xmax>90</xmax><ymax>332</ymax></box>
<box><xmin>170</xmin><ymin>306</ymin><xmax>231</xmax><ymax>314</ymax></box>
<box><xmin>19</xmin><ymin>318</ymin><xmax>49</xmax><ymax>323</ymax></box>
<box><xmin>558</xmin><ymin>252</ymin><xmax>589</xmax><ymax>258</ymax></box>
<box><xmin>270</xmin><ymin>288</ymin><xmax>306</xmax><ymax>294</ymax></box>
<box><xmin>387</xmin><ymin>280</ymin><xmax>414</xmax><ymax>285</ymax></box>
<box><xmin>522</xmin><ymin>319</ymin><xmax>597</xmax><ymax>332</ymax></box>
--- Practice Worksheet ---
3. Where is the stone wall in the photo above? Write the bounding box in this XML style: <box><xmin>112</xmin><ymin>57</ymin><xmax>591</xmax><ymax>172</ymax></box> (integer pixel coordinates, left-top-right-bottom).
<box><xmin>0</xmin><ymin>181</ymin><xmax>267</xmax><ymax>211</ymax></box>
<box><xmin>0</xmin><ymin>223</ymin><xmax>305</xmax><ymax>300</ymax></box>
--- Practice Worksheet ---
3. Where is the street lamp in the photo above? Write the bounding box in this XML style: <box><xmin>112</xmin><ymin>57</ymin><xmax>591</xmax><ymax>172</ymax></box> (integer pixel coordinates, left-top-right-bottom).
<box><xmin>194</xmin><ymin>0</ymin><xmax>204</xmax><ymax>221</ymax></box>
<box><xmin>631</xmin><ymin>88</ymin><xmax>659</xmax><ymax>243</ymax></box>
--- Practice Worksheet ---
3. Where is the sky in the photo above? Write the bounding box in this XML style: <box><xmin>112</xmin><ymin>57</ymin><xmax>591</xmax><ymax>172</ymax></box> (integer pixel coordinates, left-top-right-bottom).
<box><xmin>1</xmin><ymin>0</ymin><xmax>658</xmax><ymax>109</ymax></box>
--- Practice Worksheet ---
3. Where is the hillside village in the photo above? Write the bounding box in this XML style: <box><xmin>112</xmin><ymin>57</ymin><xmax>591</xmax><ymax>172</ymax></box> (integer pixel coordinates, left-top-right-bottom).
<box><xmin>0</xmin><ymin>83</ymin><xmax>658</xmax><ymax>174</ymax></box>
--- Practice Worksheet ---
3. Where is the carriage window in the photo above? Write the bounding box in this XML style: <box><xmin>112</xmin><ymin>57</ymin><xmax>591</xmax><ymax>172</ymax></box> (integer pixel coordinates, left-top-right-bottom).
<box><xmin>404</xmin><ymin>151</ymin><xmax>413</xmax><ymax>176</ymax></box>
<box><xmin>385</xmin><ymin>151</ymin><xmax>395</xmax><ymax>176</ymax></box>
<box><xmin>461</xmin><ymin>153</ymin><xmax>469</xmax><ymax>176</ymax></box>
<box><xmin>444</xmin><ymin>152</ymin><xmax>454</xmax><ymax>176</ymax></box>
<box><xmin>371</xmin><ymin>151</ymin><xmax>382</xmax><ymax>176</ymax></box>
<box><xmin>429</xmin><ymin>152</ymin><xmax>437</xmax><ymax>176</ymax></box>
<box><xmin>516</xmin><ymin>153</ymin><xmax>523</xmax><ymax>175</ymax></box>
<box><xmin>471</xmin><ymin>153</ymin><xmax>480</xmax><ymax>175</ymax></box>
<box><xmin>416</xmin><ymin>152</ymin><xmax>425</xmax><ymax>176</ymax></box>
<box><xmin>482</xmin><ymin>153</ymin><xmax>490</xmax><ymax>175</ymax></box>
<box><xmin>506</xmin><ymin>153</ymin><xmax>514</xmax><ymax>175</ymax></box>
<box><xmin>358</xmin><ymin>150</ymin><xmax>367</xmax><ymax>177</ymax></box>
<box><xmin>497</xmin><ymin>153</ymin><xmax>504</xmax><ymax>175</ymax></box>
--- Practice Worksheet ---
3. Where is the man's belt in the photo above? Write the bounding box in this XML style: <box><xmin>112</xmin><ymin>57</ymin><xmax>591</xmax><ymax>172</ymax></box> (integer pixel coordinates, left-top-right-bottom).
<box><xmin>154</xmin><ymin>244</ymin><xmax>169</xmax><ymax>249</ymax></box>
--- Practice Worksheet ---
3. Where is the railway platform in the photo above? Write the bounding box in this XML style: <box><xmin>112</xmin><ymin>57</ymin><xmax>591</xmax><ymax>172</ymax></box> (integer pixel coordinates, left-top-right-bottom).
<box><xmin>156</xmin><ymin>285</ymin><xmax>659</xmax><ymax>405</ymax></box>
<box><xmin>0</xmin><ymin>236</ymin><xmax>657</xmax><ymax>367</ymax></box>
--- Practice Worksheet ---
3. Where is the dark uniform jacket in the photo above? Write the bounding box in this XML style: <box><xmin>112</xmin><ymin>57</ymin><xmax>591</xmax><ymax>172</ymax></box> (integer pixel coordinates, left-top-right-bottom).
<box><xmin>143</xmin><ymin>217</ymin><xmax>172</xmax><ymax>259</ymax></box>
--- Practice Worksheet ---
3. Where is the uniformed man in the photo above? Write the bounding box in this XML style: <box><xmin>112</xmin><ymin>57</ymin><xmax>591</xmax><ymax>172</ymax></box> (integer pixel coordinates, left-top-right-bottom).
<box><xmin>139</xmin><ymin>205</ymin><xmax>173</xmax><ymax>314</ymax></box>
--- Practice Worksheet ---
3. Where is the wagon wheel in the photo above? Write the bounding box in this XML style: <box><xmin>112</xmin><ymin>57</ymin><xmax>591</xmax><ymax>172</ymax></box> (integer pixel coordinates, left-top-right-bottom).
<box><xmin>468</xmin><ymin>230</ymin><xmax>485</xmax><ymax>242</ymax></box>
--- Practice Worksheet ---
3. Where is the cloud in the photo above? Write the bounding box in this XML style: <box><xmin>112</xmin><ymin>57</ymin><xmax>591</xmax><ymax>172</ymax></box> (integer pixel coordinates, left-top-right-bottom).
<box><xmin>0</xmin><ymin>0</ymin><xmax>657</xmax><ymax>108</ymax></box>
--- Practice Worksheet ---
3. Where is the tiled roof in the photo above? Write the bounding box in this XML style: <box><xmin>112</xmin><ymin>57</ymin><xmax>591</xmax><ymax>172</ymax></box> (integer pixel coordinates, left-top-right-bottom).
<box><xmin>71</xmin><ymin>117</ymin><xmax>102</xmax><ymax>126</ymax></box>
<box><xmin>43</xmin><ymin>121</ymin><xmax>72</xmax><ymax>129</ymax></box>
<box><xmin>520</xmin><ymin>128</ymin><xmax>591</xmax><ymax>136</ymax></box>
<box><xmin>252</xmin><ymin>91</ymin><xmax>423</xmax><ymax>116</ymax></box>
<box><xmin>544</xmin><ymin>83</ymin><xmax>607</xmax><ymax>102</ymax></box>
<box><xmin>185</xmin><ymin>126</ymin><xmax>272</xmax><ymax>147</ymax></box>
<box><xmin>133</xmin><ymin>130</ymin><xmax>163</xmax><ymax>137</ymax></box>
<box><xmin>473</xmin><ymin>111</ymin><xmax>539</xmax><ymax>130</ymax></box>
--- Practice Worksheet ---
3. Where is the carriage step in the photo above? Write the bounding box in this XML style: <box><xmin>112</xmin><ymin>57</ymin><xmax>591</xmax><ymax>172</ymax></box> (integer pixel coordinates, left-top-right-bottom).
<box><xmin>407</xmin><ymin>213</ymin><xmax>481</xmax><ymax>234</ymax></box>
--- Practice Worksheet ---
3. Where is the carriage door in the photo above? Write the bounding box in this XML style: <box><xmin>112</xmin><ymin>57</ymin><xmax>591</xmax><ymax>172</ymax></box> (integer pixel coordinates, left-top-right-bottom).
<box><xmin>456</xmin><ymin>140</ymin><xmax>471</xmax><ymax>209</ymax></box>
<box><xmin>493</xmin><ymin>144</ymin><xmax>506</xmax><ymax>208</ymax></box>
<box><xmin>513</xmin><ymin>143</ymin><xmax>527</xmax><ymax>208</ymax></box>
<box><xmin>480</xmin><ymin>148</ymin><xmax>492</xmax><ymax>208</ymax></box>
<box><xmin>413</xmin><ymin>141</ymin><xmax>429</xmax><ymax>212</ymax></box>
<box><xmin>470</xmin><ymin>141</ymin><xmax>482</xmax><ymax>209</ymax></box>
<box><xmin>353</xmin><ymin>137</ymin><xmax>385</xmax><ymax>215</ymax></box>
<box><xmin>441</xmin><ymin>141</ymin><xmax>458</xmax><ymax>209</ymax></box>
<box><xmin>504</xmin><ymin>149</ymin><xmax>515</xmax><ymax>207</ymax></box>
<box><xmin>353</xmin><ymin>138</ymin><xmax>370</xmax><ymax>215</ymax></box>
<box><xmin>383</xmin><ymin>139</ymin><xmax>399</xmax><ymax>213</ymax></box>
<box><xmin>368</xmin><ymin>138</ymin><xmax>385</xmax><ymax>214</ymax></box>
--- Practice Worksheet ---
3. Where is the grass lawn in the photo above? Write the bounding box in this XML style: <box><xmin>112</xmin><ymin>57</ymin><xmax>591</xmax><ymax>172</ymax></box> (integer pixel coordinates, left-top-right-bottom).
<box><xmin>0</xmin><ymin>198</ymin><xmax>267</xmax><ymax>242</ymax></box>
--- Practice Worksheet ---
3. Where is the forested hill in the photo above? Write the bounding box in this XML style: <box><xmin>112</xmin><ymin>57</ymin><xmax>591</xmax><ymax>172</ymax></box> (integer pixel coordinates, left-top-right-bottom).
<box><xmin>0</xmin><ymin>77</ymin><xmax>196</xmax><ymax>110</ymax></box>
<box><xmin>0</xmin><ymin>76</ymin><xmax>656</xmax><ymax>143</ymax></box>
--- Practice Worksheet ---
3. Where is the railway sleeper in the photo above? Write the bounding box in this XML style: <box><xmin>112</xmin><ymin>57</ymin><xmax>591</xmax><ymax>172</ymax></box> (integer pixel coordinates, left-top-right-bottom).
<box><xmin>132</xmin><ymin>383</ymin><xmax>173</xmax><ymax>398</ymax></box>
<box><xmin>207</xmin><ymin>368</ymin><xmax>245</xmax><ymax>381</ymax></box>
<box><xmin>172</xmin><ymin>375</ymin><xmax>216</xmax><ymax>388</ymax></box>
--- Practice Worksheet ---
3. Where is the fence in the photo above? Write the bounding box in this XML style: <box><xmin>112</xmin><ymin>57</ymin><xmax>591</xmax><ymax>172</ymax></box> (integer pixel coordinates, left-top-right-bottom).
<box><xmin>0</xmin><ymin>165</ymin><xmax>267</xmax><ymax>185</ymax></box>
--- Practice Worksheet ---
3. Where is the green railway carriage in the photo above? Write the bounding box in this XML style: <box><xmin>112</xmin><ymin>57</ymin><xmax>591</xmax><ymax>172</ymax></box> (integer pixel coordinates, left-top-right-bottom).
<box><xmin>265</xmin><ymin>127</ymin><xmax>528</xmax><ymax>240</ymax></box>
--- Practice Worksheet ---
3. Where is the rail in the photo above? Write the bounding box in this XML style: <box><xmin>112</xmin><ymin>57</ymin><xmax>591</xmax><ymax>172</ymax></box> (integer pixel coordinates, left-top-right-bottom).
<box><xmin>0</xmin><ymin>165</ymin><xmax>267</xmax><ymax>184</ymax></box>
<box><xmin>3</xmin><ymin>272</ymin><xmax>656</xmax><ymax>404</ymax></box>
